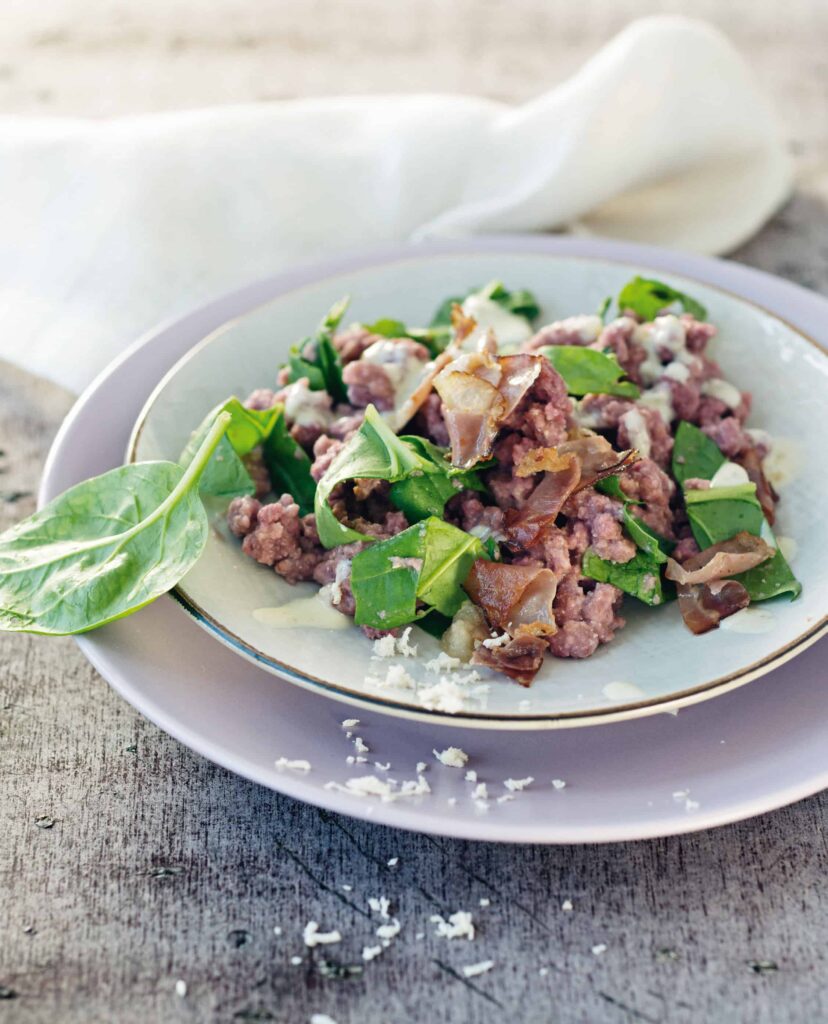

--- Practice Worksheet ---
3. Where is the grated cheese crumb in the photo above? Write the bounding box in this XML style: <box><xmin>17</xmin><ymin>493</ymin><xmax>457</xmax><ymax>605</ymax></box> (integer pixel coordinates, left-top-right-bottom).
<box><xmin>174</xmin><ymin>980</ymin><xmax>187</xmax><ymax>998</ymax></box>
<box><xmin>430</xmin><ymin>910</ymin><xmax>475</xmax><ymax>941</ymax></box>
<box><xmin>479</xmin><ymin>898</ymin><xmax>490</xmax><ymax>908</ymax></box>
<box><xmin>551</xmin><ymin>779</ymin><xmax>567</xmax><ymax>790</ymax></box>
<box><xmin>503</xmin><ymin>776</ymin><xmax>534</xmax><ymax>792</ymax></box>
<box><xmin>685</xmin><ymin>799</ymin><xmax>700</xmax><ymax>812</ymax></box>
<box><xmin>368</xmin><ymin>897</ymin><xmax>391</xmax><ymax>919</ymax></box>
<box><xmin>273</xmin><ymin>925</ymin><xmax>283</xmax><ymax>935</ymax></box>
<box><xmin>387</xmin><ymin>857</ymin><xmax>399</xmax><ymax>867</ymax></box>
<box><xmin>275</xmin><ymin>757</ymin><xmax>312</xmax><ymax>772</ymax></box>
<box><xmin>353</xmin><ymin>736</ymin><xmax>370</xmax><ymax>754</ymax></box>
<box><xmin>374</xmin><ymin>761</ymin><xmax>391</xmax><ymax>772</ymax></box>
<box><xmin>496</xmin><ymin>794</ymin><xmax>515</xmax><ymax>805</ymax></box>
<box><xmin>592</xmin><ymin>943</ymin><xmax>607</xmax><ymax>956</ymax></box>
<box><xmin>372</xmin><ymin>635</ymin><xmax>398</xmax><ymax>659</ymax></box>
<box><xmin>290</xmin><ymin>956</ymin><xmax>303</xmax><ymax>965</ymax></box>
<box><xmin>341</xmin><ymin>719</ymin><xmax>359</xmax><ymax>728</ymax></box>
<box><xmin>376</xmin><ymin>919</ymin><xmax>401</xmax><ymax>941</ymax></box>
<box><xmin>311</xmin><ymin>1015</ymin><xmax>338</xmax><ymax>1024</ymax></box>
<box><xmin>418</xmin><ymin>679</ymin><xmax>466</xmax><ymax>714</ymax></box>
<box><xmin>465</xmin><ymin>770</ymin><xmax>478</xmax><ymax>783</ymax></box>
<box><xmin>303</xmin><ymin>922</ymin><xmax>342</xmax><ymax>948</ymax></box>
<box><xmin>539</xmin><ymin>967</ymin><xmax>549</xmax><ymax>977</ymax></box>
<box><xmin>416</xmin><ymin>762</ymin><xmax>427</xmax><ymax>774</ymax></box>
<box><xmin>561</xmin><ymin>899</ymin><xmax>573</xmax><ymax>912</ymax></box>
<box><xmin>397</xmin><ymin>627</ymin><xmax>418</xmax><ymax>657</ymax></box>
<box><xmin>433</xmin><ymin>747</ymin><xmax>469</xmax><ymax>768</ymax></box>
<box><xmin>471</xmin><ymin>782</ymin><xmax>488</xmax><ymax>802</ymax></box>
<box><xmin>425</xmin><ymin>652</ymin><xmax>463</xmax><ymax>674</ymax></box>
<box><xmin>340</xmin><ymin>885</ymin><xmax>352</xmax><ymax>893</ymax></box>
<box><xmin>462</xmin><ymin>960</ymin><xmax>494</xmax><ymax>978</ymax></box>
<box><xmin>362</xmin><ymin>945</ymin><xmax>382</xmax><ymax>962</ymax></box>
<box><xmin>481</xmin><ymin>632</ymin><xmax>509</xmax><ymax>649</ymax></box>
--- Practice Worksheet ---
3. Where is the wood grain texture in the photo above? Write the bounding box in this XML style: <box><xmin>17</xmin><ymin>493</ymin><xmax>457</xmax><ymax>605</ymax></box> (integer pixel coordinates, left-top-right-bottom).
<box><xmin>1</xmin><ymin>4</ymin><xmax>827</xmax><ymax>1022</ymax></box>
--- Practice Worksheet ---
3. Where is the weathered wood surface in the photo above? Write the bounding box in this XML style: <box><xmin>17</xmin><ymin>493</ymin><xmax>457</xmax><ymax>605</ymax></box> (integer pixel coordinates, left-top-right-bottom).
<box><xmin>1</xmin><ymin>3</ymin><xmax>827</xmax><ymax>1022</ymax></box>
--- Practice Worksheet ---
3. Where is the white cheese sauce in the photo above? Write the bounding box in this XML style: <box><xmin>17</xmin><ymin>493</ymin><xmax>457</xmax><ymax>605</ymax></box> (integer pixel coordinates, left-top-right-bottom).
<box><xmin>700</xmin><ymin>377</ymin><xmax>742</xmax><ymax>410</ymax></box>
<box><xmin>709</xmin><ymin>461</ymin><xmax>750</xmax><ymax>488</ymax></box>
<box><xmin>602</xmin><ymin>680</ymin><xmax>647</xmax><ymax>701</ymax></box>
<box><xmin>460</xmin><ymin>294</ymin><xmax>534</xmax><ymax>347</ymax></box>
<box><xmin>619</xmin><ymin>407</ymin><xmax>651</xmax><ymax>458</ymax></box>
<box><xmin>253</xmin><ymin>597</ymin><xmax>349</xmax><ymax>630</ymax></box>
<box><xmin>762</xmin><ymin>437</ymin><xmax>802</xmax><ymax>490</ymax></box>
<box><xmin>282</xmin><ymin>378</ymin><xmax>334</xmax><ymax>429</ymax></box>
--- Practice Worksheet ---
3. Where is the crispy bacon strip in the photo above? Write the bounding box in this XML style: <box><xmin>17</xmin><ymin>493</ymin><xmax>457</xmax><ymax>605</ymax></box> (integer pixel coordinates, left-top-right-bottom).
<box><xmin>666</xmin><ymin>532</ymin><xmax>774</xmax><ymax>586</ymax></box>
<box><xmin>737</xmin><ymin>446</ymin><xmax>778</xmax><ymax>525</ymax></box>
<box><xmin>556</xmin><ymin>436</ymin><xmax>639</xmax><ymax>489</ymax></box>
<box><xmin>497</xmin><ymin>353</ymin><xmax>543</xmax><ymax>419</ymax></box>
<box><xmin>504</xmin><ymin>453</ymin><xmax>582</xmax><ymax>550</ymax></box>
<box><xmin>434</xmin><ymin>351</ymin><xmax>545</xmax><ymax>469</ymax></box>
<box><xmin>471</xmin><ymin>633</ymin><xmax>548</xmax><ymax>687</ymax></box>
<box><xmin>464</xmin><ymin>560</ymin><xmax>559</xmax><ymax>638</ymax></box>
<box><xmin>677</xmin><ymin>579</ymin><xmax>750</xmax><ymax>635</ymax></box>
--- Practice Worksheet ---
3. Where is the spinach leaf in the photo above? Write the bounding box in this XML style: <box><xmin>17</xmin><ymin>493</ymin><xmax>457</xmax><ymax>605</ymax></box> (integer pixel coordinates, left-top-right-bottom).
<box><xmin>582</xmin><ymin>548</ymin><xmax>664</xmax><ymax>606</ymax></box>
<box><xmin>315</xmin><ymin>409</ymin><xmax>486</xmax><ymax>547</ymax></box>
<box><xmin>286</xmin><ymin>297</ymin><xmax>349</xmax><ymax>402</ymax></box>
<box><xmin>617</xmin><ymin>276</ymin><xmax>707</xmax><ymax>321</ymax></box>
<box><xmin>0</xmin><ymin>412</ymin><xmax>231</xmax><ymax>635</ymax></box>
<box><xmin>671</xmin><ymin>421</ymin><xmax>726</xmax><ymax>487</ymax></box>
<box><xmin>180</xmin><ymin>400</ymin><xmax>257</xmax><ymax>500</ymax></box>
<box><xmin>390</xmin><ymin>435</ymin><xmax>488</xmax><ymax>521</ymax></box>
<box><xmin>684</xmin><ymin>484</ymin><xmax>765</xmax><ymax>548</ymax></box>
<box><xmin>733</xmin><ymin>546</ymin><xmax>802</xmax><ymax>601</ymax></box>
<box><xmin>622</xmin><ymin>508</ymin><xmax>673</xmax><ymax>563</ymax></box>
<box><xmin>430</xmin><ymin>280</ymin><xmax>541</xmax><ymax>327</ymax></box>
<box><xmin>314</xmin><ymin>405</ymin><xmax>427</xmax><ymax>547</ymax></box>
<box><xmin>362</xmin><ymin>318</ymin><xmax>451</xmax><ymax>358</ymax></box>
<box><xmin>262</xmin><ymin>407</ymin><xmax>316</xmax><ymax>515</ymax></box>
<box><xmin>541</xmin><ymin>346</ymin><xmax>640</xmax><ymax>398</ymax></box>
<box><xmin>595</xmin><ymin>476</ymin><xmax>642</xmax><ymax>504</ymax></box>
<box><xmin>683</xmin><ymin>487</ymin><xmax>801</xmax><ymax>600</ymax></box>
<box><xmin>350</xmin><ymin>518</ymin><xmax>485</xmax><ymax>629</ymax></box>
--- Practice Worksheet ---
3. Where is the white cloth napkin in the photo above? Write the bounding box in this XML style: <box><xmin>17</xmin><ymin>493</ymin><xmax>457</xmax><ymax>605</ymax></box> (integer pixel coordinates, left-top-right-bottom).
<box><xmin>0</xmin><ymin>15</ymin><xmax>791</xmax><ymax>394</ymax></box>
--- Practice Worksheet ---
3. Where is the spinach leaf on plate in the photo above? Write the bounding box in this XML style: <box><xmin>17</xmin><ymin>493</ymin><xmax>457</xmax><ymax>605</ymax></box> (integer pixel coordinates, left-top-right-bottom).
<box><xmin>286</xmin><ymin>297</ymin><xmax>349</xmax><ymax>402</ymax></box>
<box><xmin>262</xmin><ymin>407</ymin><xmax>316</xmax><ymax>515</ymax></box>
<box><xmin>617</xmin><ymin>276</ymin><xmax>707</xmax><ymax>322</ymax></box>
<box><xmin>361</xmin><ymin>318</ymin><xmax>449</xmax><ymax>358</ymax></box>
<box><xmin>315</xmin><ymin>407</ymin><xmax>486</xmax><ymax>548</ymax></box>
<box><xmin>684</xmin><ymin>484</ymin><xmax>765</xmax><ymax>548</ymax></box>
<box><xmin>595</xmin><ymin>475</ymin><xmax>641</xmax><ymax>504</ymax></box>
<box><xmin>671</xmin><ymin>421</ymin><xmax>726</xmax><ymax>487</ymax></box>
<box><xmin>0</xmin><ymin>412</ymin><xmax>231</xmax><ymax>635</ymax></box>
<box><xmin>350</xmin><ymin>517</ymin><xmax>485</xmax><ymax>630</ymax></box>
<box><xmin>683</xmin><ymin>486</ymin><xmax>801</xmax><ymax>601</ymax></box>
<box><xmin>582</xmin><ymin>548</ymin><xmax>665</xmax><ymax>606</ymax></box>
<box><xmin>621</xmin><ymin>508</ymin><xmax>673</xmax><ymax>564</ymax></box>
<box><xmin>541</xmin><ymin>345</ymin><xmax>640</xmax><ymax>399</ymax></box>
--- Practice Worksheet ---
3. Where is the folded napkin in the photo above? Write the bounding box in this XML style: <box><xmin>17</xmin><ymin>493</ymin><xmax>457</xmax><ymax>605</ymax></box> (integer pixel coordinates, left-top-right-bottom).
<box><xmin>0</xmin><ymin>15</ymin><xmax>790</xmax><ymax>394</ymax></box>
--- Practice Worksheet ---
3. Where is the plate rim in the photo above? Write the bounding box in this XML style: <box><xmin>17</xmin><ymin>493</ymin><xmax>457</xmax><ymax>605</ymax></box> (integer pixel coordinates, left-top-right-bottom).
<box><xmin>124</xmin><ymin>242</ymin><xmax>828</xmax><ymax>729</ymax></box>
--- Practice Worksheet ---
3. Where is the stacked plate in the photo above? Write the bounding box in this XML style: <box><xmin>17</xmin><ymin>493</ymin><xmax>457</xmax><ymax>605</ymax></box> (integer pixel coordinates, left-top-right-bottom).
<box><xmin>41</xmin><ymin>237</ymin><xmax>828</xmax><ymax>843</ymax></box>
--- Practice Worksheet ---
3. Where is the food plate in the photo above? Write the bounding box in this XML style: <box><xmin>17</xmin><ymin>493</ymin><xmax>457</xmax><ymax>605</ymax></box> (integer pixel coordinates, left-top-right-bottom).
<box><xmin>127</xmin><ymin>246</ymin><xmax>828</xmax><ymax>726</ymax></box>
<box><xmin>38</xmin><ymin>234</ymin><xmax>828</xmax><ymax>841</ymax></box>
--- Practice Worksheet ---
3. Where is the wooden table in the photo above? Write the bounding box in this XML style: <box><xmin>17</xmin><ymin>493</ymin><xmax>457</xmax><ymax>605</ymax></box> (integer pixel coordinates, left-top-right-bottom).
<box><xmin>1</xmin><ymin>3</ymin><xmax>827</xmax><ymax>1021</ymax></box>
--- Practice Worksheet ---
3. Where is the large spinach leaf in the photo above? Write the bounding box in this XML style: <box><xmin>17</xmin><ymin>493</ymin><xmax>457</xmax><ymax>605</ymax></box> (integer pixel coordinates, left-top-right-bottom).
<box><xmin>0</xmin><ymin>412</ymin><xmax>231</xmax><ymax>635</ymax></box>
<box><xmin>261</xmin><ymin>407</ymin><xmax>316</xmax><ymax>515</ymax></box>
<box><xmin>684</xmin><ymin>485</ymin><xmax>800</xmax><ymax>601</ymax></box>
<box><xmin>541</xmin><ymin>346</ymin><xmax>640</xmax><ymax>399</ymax></box>
<box><xmin>617</xmin><ymin>276</ymin><xmax>707</xmax><ymax>321</ymax></box>
<box><xmin>350</xmin><ymin>518</ymin><xmax>485</xmax><ymax>629</ymax></box>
